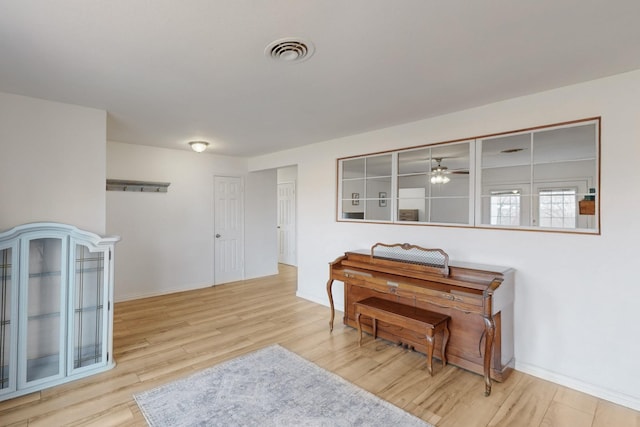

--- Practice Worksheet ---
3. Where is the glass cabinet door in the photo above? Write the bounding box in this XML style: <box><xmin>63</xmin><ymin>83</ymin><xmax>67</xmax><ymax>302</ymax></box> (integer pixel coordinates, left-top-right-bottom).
<box><xmin>0</xmin><ymin>223</ymin><xmax>117</xmax><ymax>402</ymax></box>
<box><xmin>0</xmin><ymin>244</ymin><xmax>18</xmax><ymax>396</ymax></box>
<box><xmin>69</xmin><ymin>243</ymin><xmax>108</xmax><ymax>374</ymax></box>
<box><xmin>20</xmin><ymin>237</ymin><xmax>67</xmax><ymax>387</ymax></box>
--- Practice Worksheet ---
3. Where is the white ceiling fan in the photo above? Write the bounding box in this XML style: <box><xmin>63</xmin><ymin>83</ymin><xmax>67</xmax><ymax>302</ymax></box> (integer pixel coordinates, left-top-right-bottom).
<box><xmin>429</xmin><ymin>158</ymin><xmax>468</xmax><ymax>184</ymax></box>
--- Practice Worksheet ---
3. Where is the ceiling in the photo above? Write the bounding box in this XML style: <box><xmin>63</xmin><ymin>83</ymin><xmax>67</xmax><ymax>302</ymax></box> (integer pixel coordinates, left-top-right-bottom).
<box><xmin>1</xmin><ymin>1</ymin><xmax>639</xmax><ymax>157</ymax></box>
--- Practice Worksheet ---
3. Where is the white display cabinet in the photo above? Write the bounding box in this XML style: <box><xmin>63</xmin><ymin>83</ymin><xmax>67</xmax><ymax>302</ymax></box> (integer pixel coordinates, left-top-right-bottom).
<box><xmin>0</xmin><ymin>223</ymin><xmax>119</xmax><ymax>401</ymax></box>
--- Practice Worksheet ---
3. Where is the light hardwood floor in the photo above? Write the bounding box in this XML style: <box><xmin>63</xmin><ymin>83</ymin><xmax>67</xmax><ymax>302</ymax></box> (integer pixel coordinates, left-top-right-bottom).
<box><xmin>1</xmin><ymin>264</ymin><xmax>639</xmax><ymax>426</ymax></box>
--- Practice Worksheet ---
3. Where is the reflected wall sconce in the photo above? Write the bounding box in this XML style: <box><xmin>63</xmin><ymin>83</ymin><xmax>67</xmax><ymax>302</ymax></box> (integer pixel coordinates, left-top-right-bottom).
<box><xmin>189</xmin><ymin>141</ymin><xmax>209</xmax><ymax>153</ymax></box>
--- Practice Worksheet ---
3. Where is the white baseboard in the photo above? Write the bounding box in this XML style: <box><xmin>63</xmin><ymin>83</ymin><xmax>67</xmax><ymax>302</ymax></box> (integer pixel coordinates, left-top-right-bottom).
<box><xmin>115</xmin><ymin>282</ymin><xmax>212</xmax><ymax>302</ymax></box>
<box><xmin>516</xmin><ymin>361</ymin><xmax>640</xmax><ymax>412</ymax></box>
<box><xmin>245</xmin><ymin>268</ymin><xmax>279</xmax><ymax>280</ymax></box>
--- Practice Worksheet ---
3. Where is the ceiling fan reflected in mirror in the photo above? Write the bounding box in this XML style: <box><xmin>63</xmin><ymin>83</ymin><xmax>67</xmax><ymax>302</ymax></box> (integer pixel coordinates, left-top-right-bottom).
<box><xmin>429</xmin><ymin>158</ymin><xmax>469</xmax><ymax>184</ymax></box>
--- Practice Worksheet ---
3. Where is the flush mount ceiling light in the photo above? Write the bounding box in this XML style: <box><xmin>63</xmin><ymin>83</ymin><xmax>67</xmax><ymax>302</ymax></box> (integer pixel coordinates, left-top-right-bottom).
<box><xmin>265</xmin><ymin>38</ymin><xmax>315</xmax><ymax>63</ymax></box>
<box><xmin>189</xmin><ymin>141</ymin><xmax>209</xmax><ymax>153</ymax></box>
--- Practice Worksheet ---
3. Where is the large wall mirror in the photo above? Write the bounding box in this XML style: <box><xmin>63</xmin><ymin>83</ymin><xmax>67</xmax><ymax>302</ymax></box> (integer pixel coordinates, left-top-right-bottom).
<box><xmin>337</xmin><ymin>117</ymin><xmax>599</xmax><ymax>233</ymax></box>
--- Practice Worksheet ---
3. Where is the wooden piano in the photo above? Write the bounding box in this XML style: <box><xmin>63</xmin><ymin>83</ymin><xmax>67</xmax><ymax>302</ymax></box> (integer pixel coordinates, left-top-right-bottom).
<box><xmin>326</xmin><ymin>243</ymin><xmax>514</xmax><ymax>396</ymax></box>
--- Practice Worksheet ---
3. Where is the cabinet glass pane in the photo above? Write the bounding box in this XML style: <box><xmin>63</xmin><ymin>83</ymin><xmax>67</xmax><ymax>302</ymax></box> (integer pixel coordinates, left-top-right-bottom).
<box><xmin>1</xmin><ymin>248</ymin><xmax>12</xmax><ymax>391</ymax></box>
<box><xmin>27</xmin><ymin>238</ymin><xmax>62</xmax><ymax>382</ymax></box>
<box><xmin>74</xmin><ymin>245</ymin><xmax>105</xmax><ymax>369</ymax></box>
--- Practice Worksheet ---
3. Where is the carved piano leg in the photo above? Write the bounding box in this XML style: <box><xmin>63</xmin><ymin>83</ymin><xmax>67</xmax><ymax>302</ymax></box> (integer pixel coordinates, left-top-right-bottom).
<box><xmin>356</xmin><ymin>312</ymin><xmax>363</xmax><ymax>346</ymax></box>
<box><xmin>483</xmin><ymin>316</ymin><xmax>496</xmax><ymax>396</ymax></box>
<box><xmin>326</xmin><ymin>278</ymin><xmax>335</xmax><ymax>332</ymax></box>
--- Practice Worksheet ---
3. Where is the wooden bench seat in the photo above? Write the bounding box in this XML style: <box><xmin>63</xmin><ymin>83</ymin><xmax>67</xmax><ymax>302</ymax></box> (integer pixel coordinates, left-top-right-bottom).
<box><xmin>354</xmin><ymin>297</ymin><xmax>450</xmax><ymax>376</ymax></box>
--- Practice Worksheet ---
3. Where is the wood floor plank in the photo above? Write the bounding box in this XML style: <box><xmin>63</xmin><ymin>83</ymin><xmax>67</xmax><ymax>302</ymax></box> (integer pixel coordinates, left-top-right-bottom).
<box><xmin>1</xmin><ymin>264</ymin><xmax>638</xmax><ymax>426</ymax></box>
<box><xmin>552</xmin><ymin>385</ymin><xmax>599</xmax><ymax>416</ymax></box>
<box><xmin>0</xmin><ymin>392</ymin><xmax>40</xmax><ymax>413</ymax></box>
<box><xmin>593</xmin><ymin>399</ymin><xmax>640</xmax><ymax>427</ymax></box>
<box><xmin>486</xmin><ymin>375</ymin><xmax>557</xmax><ymax>427</ymax></box>
<box><xmin>540</xmin><ymin>401</ymin><xmax>593</xmax><ymax>427</ymax></box>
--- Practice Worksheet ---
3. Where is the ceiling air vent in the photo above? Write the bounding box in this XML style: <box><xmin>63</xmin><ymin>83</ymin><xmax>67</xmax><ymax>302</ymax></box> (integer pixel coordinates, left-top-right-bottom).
<box><xmin>265</xmin><ymin>38</ymin><xmax>315</xmax><ymax>63</ymax></box>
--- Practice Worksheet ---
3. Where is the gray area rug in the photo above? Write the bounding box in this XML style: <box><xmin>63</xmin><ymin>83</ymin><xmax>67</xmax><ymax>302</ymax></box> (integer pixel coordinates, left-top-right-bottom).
<box><xmin>134</xmin><ymin>344</ymin><xmax>431</xmax><ymax>427</ymax></box>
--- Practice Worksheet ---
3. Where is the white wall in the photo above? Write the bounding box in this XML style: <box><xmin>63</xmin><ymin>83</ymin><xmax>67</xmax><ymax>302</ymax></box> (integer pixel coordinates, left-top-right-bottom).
<box><xmin>107</xmin><ymin>142</ymin><xmax>277</xmax><ymax>301</ymax></box>
<box><xmin>0</xmin><ymin>92</ymin><xmax>107</xmax><ymax>234</ymax></box>
<box><xmin>245</xmin><ymin>169</ymin><xmax>278</xmax><ymax>279</ymax></box>
<box><xmin>248</xmin><ymin>69</ymin><xmax>640</xmax><ymax>410</ymax></box>
<box><xmin>277</xmin><ymin>166</ymin><xmax>298</xmax><ymax>183</ymax></box>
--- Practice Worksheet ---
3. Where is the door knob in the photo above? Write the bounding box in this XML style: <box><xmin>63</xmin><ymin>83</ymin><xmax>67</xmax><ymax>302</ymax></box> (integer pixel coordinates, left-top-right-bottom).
<box><xmin>215</xmin><ymin>234</ymin><xmax>221</xmax><ymax>238</ymax></box>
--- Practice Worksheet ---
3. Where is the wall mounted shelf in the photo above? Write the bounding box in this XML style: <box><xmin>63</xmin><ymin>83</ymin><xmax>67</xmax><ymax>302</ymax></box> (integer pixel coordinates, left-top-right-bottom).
<box><xmin>106</xmin><ymin>179</ymin><xmax>170</xmax><ymax>193</ymax></box>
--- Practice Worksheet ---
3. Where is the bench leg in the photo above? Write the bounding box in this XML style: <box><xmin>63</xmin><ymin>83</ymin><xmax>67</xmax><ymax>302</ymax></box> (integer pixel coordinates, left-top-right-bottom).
<box><xmin>372</xmin><ymin>318</ymin><xmax>377</xmax><ymax>340</ymax></box>
<box><xmin>441</xmin><ymin>323</ymin><xmax>450</xmax><ymax>367</ymax></box>
<box><xmin>356</xmin><ymin>311</ymin><xmax>363</xmax><ymax>346</ymax></box>
<box><xmin>425</xmin><ymin>330</ymin><xmax>435</xmax><ymax>376</ymax></box>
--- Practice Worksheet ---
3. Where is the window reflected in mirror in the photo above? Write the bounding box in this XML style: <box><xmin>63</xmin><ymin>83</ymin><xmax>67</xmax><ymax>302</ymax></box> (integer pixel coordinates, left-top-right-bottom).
<box><xmin>338</xmin><ymin>118</ymin><xmax>599</xmax><ymax>233</ymax></box>
<box><xmin>480</xmin><ymin>120</ymin><xmax>598</xmax><ymax>231</ymax></box>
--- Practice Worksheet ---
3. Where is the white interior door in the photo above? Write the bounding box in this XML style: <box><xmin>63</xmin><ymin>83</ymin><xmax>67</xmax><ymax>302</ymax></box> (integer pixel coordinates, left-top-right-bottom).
<box><xmin>214</xmin><ymin>176</ymin><xmax>244</xmax><ymax>285</ymax></box>
<box><xmin>277</xmin><ymin>182</ymin><xmax>296</xmax><ymax>266</ymax></box>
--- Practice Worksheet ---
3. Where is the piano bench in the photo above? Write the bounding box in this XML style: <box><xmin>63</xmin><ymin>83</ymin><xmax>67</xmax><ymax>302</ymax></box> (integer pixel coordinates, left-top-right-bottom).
<box><xmin>354</xmin><ymin>297</ymin><xmax>450</xmax><ymax>376</ymax></box>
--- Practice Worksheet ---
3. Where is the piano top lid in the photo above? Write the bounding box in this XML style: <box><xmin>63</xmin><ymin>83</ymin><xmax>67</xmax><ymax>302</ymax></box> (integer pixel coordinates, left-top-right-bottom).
<box><xmin>345</xmin><ymin>248</ymin><xmax>514</xmax><ymax>275</ymax></box>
